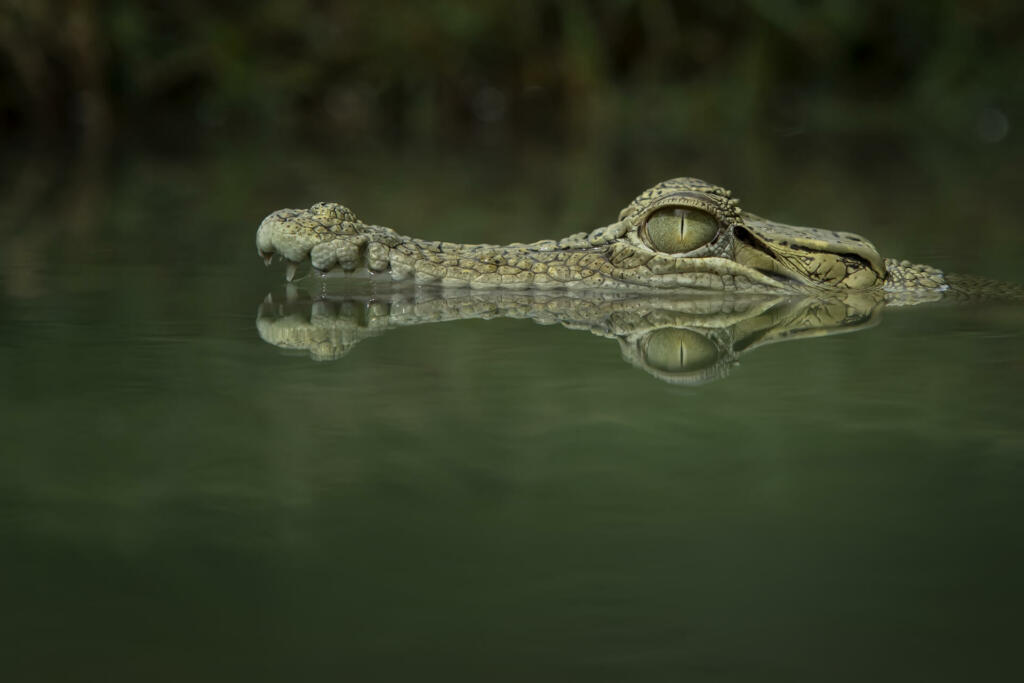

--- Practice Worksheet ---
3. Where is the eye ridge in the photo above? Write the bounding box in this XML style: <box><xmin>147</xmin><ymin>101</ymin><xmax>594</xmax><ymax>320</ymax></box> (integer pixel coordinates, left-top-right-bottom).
<box><xmin>643</xmin><ymin>207</ymin><xmax>720</xmax><ymax>254</ymax></box>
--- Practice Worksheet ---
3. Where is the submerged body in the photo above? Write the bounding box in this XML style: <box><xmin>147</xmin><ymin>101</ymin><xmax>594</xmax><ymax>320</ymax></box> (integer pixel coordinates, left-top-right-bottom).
<box><xmin>257</xmin><ymin>177</ymin><xmax>1017</xmax><ymax>302</ymax></box>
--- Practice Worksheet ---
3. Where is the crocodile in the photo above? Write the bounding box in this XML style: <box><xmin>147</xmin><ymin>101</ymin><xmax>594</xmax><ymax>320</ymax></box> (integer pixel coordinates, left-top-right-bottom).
<box><xmin>256</xmin><ymin>177</ymin><xmax>1021</xmax><ymax>301</ymax></box>
<box><xmin>257</xmin><ymin>286</ymin><xmax>882</xmax><ymax>385</ymax></box>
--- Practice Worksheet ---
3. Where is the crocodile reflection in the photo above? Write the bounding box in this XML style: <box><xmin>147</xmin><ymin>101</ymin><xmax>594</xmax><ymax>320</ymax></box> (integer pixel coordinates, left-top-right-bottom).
<box><xmin>256</xmin><ymin>287</ymin><xmax>883</xmax><ymax>385</ymax></box>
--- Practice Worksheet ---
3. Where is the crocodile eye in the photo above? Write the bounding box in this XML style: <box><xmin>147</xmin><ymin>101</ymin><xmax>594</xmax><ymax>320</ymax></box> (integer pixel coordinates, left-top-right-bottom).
<box><xmin>643</xmin><ymin>207</ymin><xmax>719</xmax><ymax>253</ymax></box>
<box><xmin>643</xmin><ymin>328</ymin><xmax>719</xmax><ymax>373</ymax></box>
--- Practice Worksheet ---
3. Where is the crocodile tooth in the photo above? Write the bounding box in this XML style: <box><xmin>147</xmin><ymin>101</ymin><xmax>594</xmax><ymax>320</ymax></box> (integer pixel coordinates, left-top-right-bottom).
<box><xmin>285</xmin><ymin>261</ymin><xmax>299</xmax><ymax>281</ymax></box>
<box><xmin>261</xmin><ymin>251</ymin><xmax>274</xmax><ymax>266</ymax></box>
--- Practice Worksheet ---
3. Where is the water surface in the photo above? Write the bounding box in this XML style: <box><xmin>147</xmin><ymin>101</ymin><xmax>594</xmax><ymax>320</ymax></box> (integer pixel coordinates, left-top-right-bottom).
<box><xmin>2</xmin><ymin>136</ymin><xmax>1023</xmax><ymax>681</ymax></box>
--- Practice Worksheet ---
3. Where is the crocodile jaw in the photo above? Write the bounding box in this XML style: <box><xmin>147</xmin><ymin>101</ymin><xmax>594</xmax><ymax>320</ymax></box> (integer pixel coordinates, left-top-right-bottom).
<box><xmin>257</xmin><ymin>204</ymin><xmax>797</xmax><ymax>292</ymax></box>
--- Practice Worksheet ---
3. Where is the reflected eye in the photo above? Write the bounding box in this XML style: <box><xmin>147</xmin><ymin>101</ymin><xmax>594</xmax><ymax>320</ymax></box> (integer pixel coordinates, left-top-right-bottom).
<box><xmin>643</xmin><ymin>329</ymin><xmax>720</xmax><ymax>373</ymax></box>
<box><xmin>643</xmin><ymin>207</ymin><xmax>719</xmax><ymax>253</ymax></box>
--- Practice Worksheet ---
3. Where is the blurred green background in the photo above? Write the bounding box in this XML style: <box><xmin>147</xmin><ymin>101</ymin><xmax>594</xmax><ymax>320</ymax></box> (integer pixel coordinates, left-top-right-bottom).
<box><xmin>3</xmin><ymin>4</ymin><xmax>1024</xmax><ymax>681</ymax></box>
<box><xmin>2</xmin><ymin>0</ymin><xmax>1021</xmax><ymax>145</ymax></box>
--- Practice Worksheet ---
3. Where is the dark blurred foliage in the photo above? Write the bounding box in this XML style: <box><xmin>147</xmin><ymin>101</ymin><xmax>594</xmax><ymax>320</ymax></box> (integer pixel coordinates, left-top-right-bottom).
<box><xmin>1</xmin><ymin>0</ymin><xmax>1021</xmax><ymax>143</ymax></box>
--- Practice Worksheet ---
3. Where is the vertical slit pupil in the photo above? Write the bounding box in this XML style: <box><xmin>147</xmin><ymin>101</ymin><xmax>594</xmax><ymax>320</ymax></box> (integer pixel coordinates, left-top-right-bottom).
<box><xmin>644</xmin><ymin>207</ymin><xmax>719</xmax><ymax>253</ymax></box>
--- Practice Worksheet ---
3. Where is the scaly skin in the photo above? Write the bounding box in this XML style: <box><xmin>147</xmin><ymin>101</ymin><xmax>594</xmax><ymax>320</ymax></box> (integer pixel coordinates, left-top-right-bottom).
<box><xmin>256</xmin><ymin>287</ymin><xmax>883</xmax><ymax>385</ymax></box>
<box><xmin>257</xmin><ymin>177</ymin><xmax>1021</xmax><ymax>301</ymax></box>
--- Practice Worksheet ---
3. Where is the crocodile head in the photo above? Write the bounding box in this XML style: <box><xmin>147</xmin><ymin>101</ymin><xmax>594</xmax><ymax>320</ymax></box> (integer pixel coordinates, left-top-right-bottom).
<box><xmin>256</xmin><ymin>177</ymin><xmax>901</xmax><ymax>292</ymax></box>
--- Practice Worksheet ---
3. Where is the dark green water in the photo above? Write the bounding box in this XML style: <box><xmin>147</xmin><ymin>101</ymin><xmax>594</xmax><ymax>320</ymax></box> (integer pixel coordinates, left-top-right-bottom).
<box><xmin>2</xmin><ymin>135</ymin><xmax>1023</xmax><ymax>681</ymax></box>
